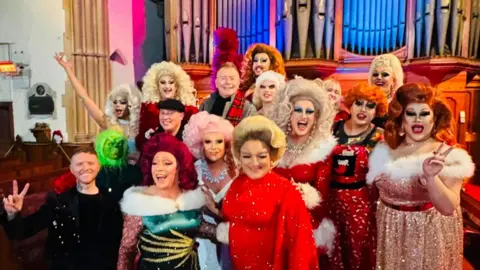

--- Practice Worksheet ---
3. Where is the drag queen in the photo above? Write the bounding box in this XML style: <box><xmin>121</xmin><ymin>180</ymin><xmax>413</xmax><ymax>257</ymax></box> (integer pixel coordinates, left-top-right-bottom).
<box><xmin>54</xmin><ymin>53</ymin><xmax>142</xmax><ymax>152</ymax></box>
<box><xmin>329</xmin><ymin>83</ymin><xmax>387</xmax><ymax>270</ymax></box>
<box><xmin>240</xmin><ymin>43</ymin><xmax>286</xmax><ymax>96</ymax></box>
<box><xmin>368</xmin><ymin>54</ymin><xmax>404</xmax><ymax>103</ymax></box>
<box><xmin>117</xmin><ymin>133</ymin><xmax>204</xmax><ymax>270</ymax></box>
<box><xmin>217</xmin><ymin>115</ymin><xmax>319</xmax><ymax>269</ymax></box>
<box><xmin>252</xmin><ymin>70</ymin><xmax>285</xmax><ymax>118</ymax></box>
<box><xmin>324</xmin><ymin>79</ymin><xmax>349</xmax><ymax>123</ymax></box>
<box><xmin>137</xmin><ymin>61</ymin><xmax>198</xmax><ymax>150</ymax></box>
<box><xmin>182</xmin><ymin>111</ymin><xmax>235</xmax><ymax>270</ymax></box>
<box><xmin>367</xmin><ymin>83</ymin><xmax>475</xmax><ymax>270</ymax></box>
<box><xmin>272</xmin><ymin>78</ymin><xmax>337</xmax><ymax>259</ymax></box>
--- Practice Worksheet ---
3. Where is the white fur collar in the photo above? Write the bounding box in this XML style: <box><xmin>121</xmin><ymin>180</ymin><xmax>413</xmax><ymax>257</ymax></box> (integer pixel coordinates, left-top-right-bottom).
<box><xmin>366</xmin><ymin>143</ymin><xmax>475</xmax><ymax>184</ymax></box>
<box><xmin>277</xmin><ymin>134</ymin><xmax>337</xmax><ymax>168</ymax></box>
<box><xmin>120</xmin><ymin>186</ymin><xmax>205</xmax><ymax>216</ymax></box>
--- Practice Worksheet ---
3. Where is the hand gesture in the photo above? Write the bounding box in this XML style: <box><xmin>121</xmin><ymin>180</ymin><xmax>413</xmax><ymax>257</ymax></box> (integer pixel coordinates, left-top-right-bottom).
<box><xmin>422</xmin><ymin>143</ymin><xmax>453</xmax><ymax>178</ymax></box>
<box><xmin>54</xmin><ymin>52</ymin><xmax>73</xmax><ymax>70</ymax></box>
<box><xmin>2</xmin><ymin>180</ymin><xmax>30</xmax><ymax>218</ymax></box>
<box><xmin>201</xmin><ymin>186</ymin><xmax>219</xmax><ymax>216</ymax></box>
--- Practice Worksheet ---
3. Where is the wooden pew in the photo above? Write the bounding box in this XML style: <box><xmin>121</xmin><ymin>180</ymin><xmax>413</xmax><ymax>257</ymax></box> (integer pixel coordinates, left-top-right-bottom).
<box><xmin>0</xmin><ymin>161</ymin><xmax>62</xmax><ymax>183</ymax></box>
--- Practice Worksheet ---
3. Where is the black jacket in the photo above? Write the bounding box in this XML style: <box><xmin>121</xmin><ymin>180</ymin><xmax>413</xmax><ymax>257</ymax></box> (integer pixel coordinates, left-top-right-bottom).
<box><xmin>1</xmin><ymin>187</ymin><xmax>123</xmax><ymax>270</ymax></box>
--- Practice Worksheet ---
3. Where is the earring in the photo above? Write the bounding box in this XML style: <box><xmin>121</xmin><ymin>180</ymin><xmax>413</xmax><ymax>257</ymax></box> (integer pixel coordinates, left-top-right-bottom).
<box><xmin>287</xmin><ymin>121</ymin><xmax>292</xmax><ymax>134</ymax></box>
<box><xmin>399</xmin><ymin>126</ymin><xmax>405</xmax><ymax>136</ymax></box>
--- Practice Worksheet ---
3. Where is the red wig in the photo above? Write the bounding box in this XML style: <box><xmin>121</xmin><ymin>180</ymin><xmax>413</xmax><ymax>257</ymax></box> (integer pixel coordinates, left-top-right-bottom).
<box><xmin>140</xmin><ymin>133</ymin><xmax>198</xmax><ymax>190</ymax></box>
<box><xmin>211</xmin><ymin>28</ymin><xmax>243</xmax><ymax>89</ymax></box>
<box><xmin>344</xmin><ymin>83</ymin><xmax>388</xmax><ymax>117</ymax></box>
<box><xmin>240</xmin><ymin>43</ymin><xmax>286</xmax><ymax>91</ymax></box>
<box><xmin>385</xmin><ymin>83</ymin><xmax>456</xmax><ymax>149</ymax></box>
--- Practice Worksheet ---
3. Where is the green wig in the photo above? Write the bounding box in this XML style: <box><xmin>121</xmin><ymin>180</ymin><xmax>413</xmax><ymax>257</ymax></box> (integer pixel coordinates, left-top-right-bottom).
<box><xmin>95</xmin><ymin>129</ymin><xmax>128</xmax><ymax>167</ymax></box>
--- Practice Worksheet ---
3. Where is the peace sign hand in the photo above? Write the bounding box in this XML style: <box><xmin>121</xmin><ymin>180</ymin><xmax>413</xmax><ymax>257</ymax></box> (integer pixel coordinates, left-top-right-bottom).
<box><xmin>2</xmin><ymin>180</ymin><xmax>30</xmax><ymax>219</ymax></box>
<box><xmin>422</xmin><ymin>143</ymin><xmax>454</xmax><ymax>178</ymax></box>
<box><xmin>54</xmin><ymin>52</ymin><xmax>73</xmax><ymax>70</ymax></box>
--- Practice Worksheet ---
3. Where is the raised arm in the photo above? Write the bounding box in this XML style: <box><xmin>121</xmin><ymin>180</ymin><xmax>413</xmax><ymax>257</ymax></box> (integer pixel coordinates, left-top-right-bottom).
<box><xmin>54</xmin><ymin>52</ymin><xmax>106</xmax><ymax>129</ymax></box>
<box><xmin>1</xmin><ymin>181</ymin><xmax>50</xmax><ymax>240</ymax></box>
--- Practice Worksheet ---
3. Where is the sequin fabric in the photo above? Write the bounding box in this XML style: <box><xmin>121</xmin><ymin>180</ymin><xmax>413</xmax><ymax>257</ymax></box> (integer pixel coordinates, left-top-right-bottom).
<box><xmin>117</xmin><ymin>215</ymin><xmax>143</xmax><ymax>270</ymax></box>
<box><xmin>375</xmin><ymin>177</ymin><xmax>463</xmax><ymax>270</ymax></box>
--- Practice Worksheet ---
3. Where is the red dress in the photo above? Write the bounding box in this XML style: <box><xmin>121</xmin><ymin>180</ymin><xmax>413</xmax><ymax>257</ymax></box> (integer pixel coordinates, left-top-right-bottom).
<box><xmin>136</xmin><ymin>102</ymin><xmax>198</xmax><ymax>150</ymax></box>
<box><xmin>328</xmin><ymin>121</ymin><xmax>383</xmax><ymax>270</ymax></box>
<box><xmin>221</xmin><ymin>172</ymin><xmax>319</xmax><ymax>270</ymax></box>
<box><xmin>274</xmin><ymin>134</ymin><xmax>337</xmax><ymax>257</ymax></box>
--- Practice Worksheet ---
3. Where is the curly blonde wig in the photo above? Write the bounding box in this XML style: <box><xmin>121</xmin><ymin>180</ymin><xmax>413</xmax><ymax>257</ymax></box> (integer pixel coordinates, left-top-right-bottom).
<box><xmin>368</xmin><ymin>54</ymin><xmax>404</xmax><ymax>92</ymax></box>
<box><xmin>323</xmin><ymin>78</ymin><xmax>342</xmax><ymax>110</ymax></box>
<box><xmin>273</xmin><ymin>78</ymin><xmax>335</xmax><ymax>142</ymax></box>
<box><xmin>240</xmin><ymin>43</ymin><xmax>286</xmax><ymax>90</ymax></box>
<box><xmin>142</xmin><ymin>61</ymin><xmax>197</xmax><ymax>106</ymax></box>
<box><xmin>104</xmin><ymin>84</ymin><xmax>142</xmax><ymax>139</ymax></box>
<box><xmin>232</xmin><ymin>115</ymin><xmax>286</xmax><ymax>166</ymax></box>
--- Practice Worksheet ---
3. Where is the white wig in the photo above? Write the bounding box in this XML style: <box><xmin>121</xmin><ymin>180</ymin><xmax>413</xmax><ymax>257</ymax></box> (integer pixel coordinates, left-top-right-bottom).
<box><xmin>368</xmin><ymin>54</ymin><xmax>404</xmax><ymax>91</ymax></box>
<box><xmin>104</xmin><ymin>84</ymin><xmax>143</xmax><ymax>139</ymax></box>
<box><xmin>252</xmin><ymin>70</ymin><xmax>286</xmax><ymax>110</ymax></box>
<box><xmin>142</xmin><ymin>61</ymin><xmax>197</xmax><ymax>106</ymax></box>
<box><xmin>272</xmin><ymin>78</ymin><xmax>335</xmax><ymax>142</ymax></box>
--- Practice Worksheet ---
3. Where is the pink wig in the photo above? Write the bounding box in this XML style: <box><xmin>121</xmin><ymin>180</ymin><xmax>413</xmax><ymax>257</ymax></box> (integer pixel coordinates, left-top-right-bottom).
<box><xmin>182</xmin><ymin>111</ymin><xmax>234</xmax><ymax>159</ymax></box>
<box><xmin>140</xmin><ymin>133</ymin><xmax>198</xmax><ymax>190</ymax></box>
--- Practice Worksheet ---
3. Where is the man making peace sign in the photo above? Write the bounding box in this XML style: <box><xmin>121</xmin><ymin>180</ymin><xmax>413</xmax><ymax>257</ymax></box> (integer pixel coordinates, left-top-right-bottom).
<box><xmin>1</xmin><ymin>146</ymin><xmax>123</xmax><ymax>270</ymax></box>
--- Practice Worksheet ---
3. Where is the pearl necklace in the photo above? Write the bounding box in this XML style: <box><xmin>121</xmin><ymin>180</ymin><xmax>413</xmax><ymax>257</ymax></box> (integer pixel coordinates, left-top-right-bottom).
<box><xmin>199</xmin><ymin>159</ymin><xmax>227</xmax><ymax>184</ymax></box>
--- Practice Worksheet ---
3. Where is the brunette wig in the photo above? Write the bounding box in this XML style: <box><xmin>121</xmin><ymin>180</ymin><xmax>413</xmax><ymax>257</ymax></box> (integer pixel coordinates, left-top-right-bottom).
<box><xmin>240</xmin><ymin>43</ymin><xmax>286</xmax><ymax>90</ymax></box>
<box><xmin>140</xmin><ymin>133</ymin><xmax>198</xmax><ymax>190</ymax></box>
<box><xmin>343</xmin><ymin>83</ymin><xmax>388</xmax><ymax>117</ymax></box>
<box><xmin>385</xmin><ymin>83</ymin><xmax>456</xmax><ymax>149</ymax></box>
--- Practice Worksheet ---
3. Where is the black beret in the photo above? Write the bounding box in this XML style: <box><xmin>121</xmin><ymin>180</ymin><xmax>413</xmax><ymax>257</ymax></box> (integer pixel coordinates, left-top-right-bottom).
<box><xmin>157</xmin><ymin>99</ymin><xmax>185</xmax><ymax>113</ymax></box>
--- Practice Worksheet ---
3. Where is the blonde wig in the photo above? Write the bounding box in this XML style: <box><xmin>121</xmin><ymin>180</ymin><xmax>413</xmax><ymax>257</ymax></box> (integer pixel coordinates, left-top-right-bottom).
<box><xmin>323</xmin><ymin>78</ymin><xmax>342</xmax><ymax>110</ymax></box>
<box><xmin>142</xmin><ymin>61</ymin><xmax>197</xmax><ymax>106</ymax></box>
<box><xmin>232</xmin><ymin>115</ymin><xmax>286</xmax><ymax>166</ymax></box>
<box><xmin>252</xmin><ymin>70</ymin><xmax>286</xmax><ymax>110</ymax></box>
<box><xmin>368</xmin><ymin>54</ymin><xmax>404</xmax><ymax>92</ymax></box>
<box><xmin>104</xmin><ymin>84</ymin><xmax>142</xmax><ymax>139</ymax></box>
<box><xmin>273</xmin><ymin>78</ymin><xmax>335</xmax><ymax>142</ymax></box>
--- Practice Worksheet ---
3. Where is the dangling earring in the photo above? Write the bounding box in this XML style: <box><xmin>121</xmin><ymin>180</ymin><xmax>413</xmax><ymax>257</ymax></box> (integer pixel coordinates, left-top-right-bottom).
<box><xmin>287</xmin><ymin>121</ymin><xmax>292</xmax><ymax>135</ymax></box>
<box><xmin>398</xmin><ymin>126</ymin><xmax>405</xmax><ymax>136</ymax></box>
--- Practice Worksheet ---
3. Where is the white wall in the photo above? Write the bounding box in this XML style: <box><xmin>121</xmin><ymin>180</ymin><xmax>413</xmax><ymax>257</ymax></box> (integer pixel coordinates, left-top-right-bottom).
<box><xmin>0</xmin><ymin>0</ymin><xmax>67</xmax><ymax>141</ymax></box>
<box><xmin>108</xmin><ymin>0</ymin><xmax>135</xmax><ymax>87</ymax></box>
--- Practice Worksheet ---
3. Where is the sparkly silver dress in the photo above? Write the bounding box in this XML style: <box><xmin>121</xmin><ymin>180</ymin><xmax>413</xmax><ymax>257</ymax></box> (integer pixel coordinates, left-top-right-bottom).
<box><xmin>366</xmin><ymin>143</ymin><xmax>475</xmax><ymax>270</ymax></box>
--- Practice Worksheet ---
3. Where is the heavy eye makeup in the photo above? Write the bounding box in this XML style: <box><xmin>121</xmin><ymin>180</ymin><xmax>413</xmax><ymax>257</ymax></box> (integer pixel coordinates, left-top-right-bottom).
<box><xmin>354</xmin><ymin>100</ymin><xmax>376</xmax><ymax>109</ymax></box>
<box><xmin>405</xmin><ymin>110</ymin><xmax>431</xmax><ymax>117</ymax></box>
<box><xmin>293</xmin><ymin>106</ymin><xmax>315</xmax><ymax>114</ymax></box>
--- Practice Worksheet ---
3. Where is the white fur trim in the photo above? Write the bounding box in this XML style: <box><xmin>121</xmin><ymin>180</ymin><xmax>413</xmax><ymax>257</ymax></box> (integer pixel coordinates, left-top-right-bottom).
<box><xmin>277</xmin><ymin>134</ymin><xmax>337</xmax><ymax>168</ymax></box>
<box><xmin>314</xmin><ymin>218</ymin><xmax>336</xmax><ymax>256</ymax></box>
<box><xmin>216</xmin><ymin>222</ymin><xmax>229</xmax><ymax>244</ymax></box>
<box><xmin>366</xmin><ymin>143</ymin><xmax>475</xmax><ymax>184</ymax></box>
<box><xmin>295</xmin><ymin>182</ymin><xmax>322</xmax><ymax>209</ymax></box>
<box><xmin>120</xmin><ymin>186</ymin><xmax>205</xmax><ymax>216</ymax></box>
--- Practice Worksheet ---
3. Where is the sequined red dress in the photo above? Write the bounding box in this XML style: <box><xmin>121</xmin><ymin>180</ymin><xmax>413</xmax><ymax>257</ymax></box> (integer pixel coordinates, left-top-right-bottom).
<box><xmin>328</xmin><ymin>121</ymin><xmax>383</xmax><ymax>270</ymax></box>
<box><xmin>274</xmin><ymin>134</ymin><xmax>337</xmax><ymax>256</ymax></box>
<box><xmin>220</xmin><ymin>172</ymin><xmax>319</xmax><ymax>270</ymax></box>
<box><xmin>366</xmin><ymin>143</ymin><xmax>475</xmax><ymax>270</ymax></box>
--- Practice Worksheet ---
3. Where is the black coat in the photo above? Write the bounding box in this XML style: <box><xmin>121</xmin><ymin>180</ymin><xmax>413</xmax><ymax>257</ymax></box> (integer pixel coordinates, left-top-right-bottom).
<box><xmin>1</xmin><ymin>187</ymin><xmax>123</xmax><ymax>270</ymax></box>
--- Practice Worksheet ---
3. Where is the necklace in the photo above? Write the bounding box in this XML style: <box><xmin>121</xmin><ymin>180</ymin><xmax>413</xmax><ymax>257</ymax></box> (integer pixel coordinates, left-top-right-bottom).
<box><xmin>286</xmin><ymin>135</ymin><xmax>313</xmax><ymax>155</ymax></box>
<box><xmin>199</xmin><ymin>159</ymin><xmax>227</xmax><ymax>184</ymax></box>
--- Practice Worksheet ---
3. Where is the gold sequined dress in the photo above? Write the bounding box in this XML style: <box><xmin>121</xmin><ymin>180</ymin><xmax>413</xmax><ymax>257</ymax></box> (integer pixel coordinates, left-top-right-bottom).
<box><xmin>366</xmin><ymin>143</ymin><xmax>475</xmax><ymax>270</ymax></box>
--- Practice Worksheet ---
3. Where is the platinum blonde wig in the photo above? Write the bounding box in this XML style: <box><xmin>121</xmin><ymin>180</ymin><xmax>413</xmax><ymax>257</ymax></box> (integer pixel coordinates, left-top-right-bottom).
<box><xmin>368</xmin><ymin>54</ymin><xmax>404</xmax><ymax>91</ymax></box>
<box><xmin>104</xmin><ymin>84</ymin><xmax>142</xmax><ymax>139</ymax></box>
<box><xmin>323</xmin><ymin>78</ymin><xmax>342</xmax><ymax>110</ymax></box>
<box><xmin>252</xmin><ymin>70</ymin><xmax>286</xmax><ymax>110</ymax></box>
<box><xmin>142</xmin><ymin>61</ymin><xmax>197</xmax><ymax>105</ymax></box>
<box><xmin>273</xmin><ymin>77</ymin><xmax>335</xmax><ymax>142</ymax></box>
